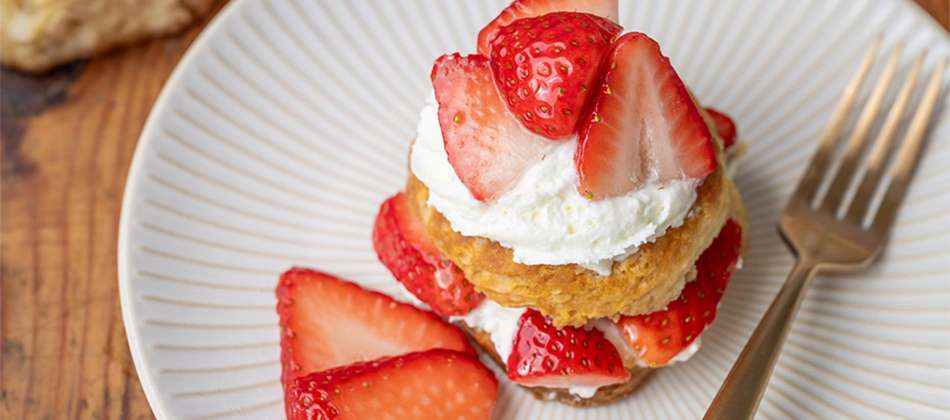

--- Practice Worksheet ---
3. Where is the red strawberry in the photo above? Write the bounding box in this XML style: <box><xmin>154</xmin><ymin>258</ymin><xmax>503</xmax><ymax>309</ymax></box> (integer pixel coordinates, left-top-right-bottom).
<box><xmin>488</xmin><ymin>12</ymin><xmax>622</xmax><ymax>139</ymax></box>
<box><xmin>478</xmin><ymin>0</ymin><xmax>620</xmax><ymax>56</ymax></box>
<box><xmin>284</xmin><ymin>349</ymin><xmax>498</xmax><ymax>420</ymax></box>
<box><xmin>372</xmin><ymin>192</ymin><xmax>484</xmax><ymax>316</ymax></box>
<box><xmin>276</xmin><ymin>268</ymin><xmax>474</xmax><ymax>385</ymax></box>
<box><xmin>507</xmin><ymin>309</ymin><xmax>630</xmax><ymax>389</ymax></box>
<box><xmin>615</xmin><ymin>219</ymin><xmax>742</xmax><ymax>366</ymax></box>
<box><xmin>705</xmin><ymin>107</ymin><xmax>737</xmax><ymax>149</ymax></box>
<box><xmin>432</xmin><ymin>53</ymin><xmax>550</xmax><ymax>201</ymax></box>
<box><xmin>575</xmin><ymin>32</ymin><xmax>717</xmax><ymax>199</ymax></box>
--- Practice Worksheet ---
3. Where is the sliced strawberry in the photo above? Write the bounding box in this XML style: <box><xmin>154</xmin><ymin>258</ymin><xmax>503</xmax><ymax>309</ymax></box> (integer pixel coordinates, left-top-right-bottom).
<box><xmin>705</xmin><ymin>107</ymin><xmax>737</xmax><ymax>149</ymax></box>
<box><xmin>372</xmin><ymin>192</ymin><xmax>484</xmax><ymax>316</ymax></box>
<box><xmin>615</xmin><ymin>219</ymin><xmax>743</xmax><ymax>367</ymax></box>
<box><xmin>276</xmin><ymin>268</ymin><xmax>474</xmax><ymax>386</ymax></box>
<box><xmin>432</xmin><ymin>53</ymin><xmax>550</xmax><ymax>201</ymax></box>
<box><xmin>507</xmin><ymin>309</ymin><xmax>629</xmax><ymax>389</ymax></box>
<box><xmin>478</xmin><ymin>0</ymin><xmax>620</xmax><ymax>56</ymax></box>
<box><xmin>488</xmin><ymin>12</ymin><xmax>622</xmax><ymax>139</ymax></box>
<box><xmin>284</xmin><ymin>349</ymin><xmax>498</xmax><ymax>420</ymax></box>
<box><xmin>575</xmin><ymin>32</ymin><xmax>717</xmax><ymax>199</ymax></box>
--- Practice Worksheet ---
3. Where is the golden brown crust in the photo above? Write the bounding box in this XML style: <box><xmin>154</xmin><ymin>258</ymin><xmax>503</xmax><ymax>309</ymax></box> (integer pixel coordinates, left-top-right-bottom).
<box><xmin>407</xmin><ymin>168</ymin><xmax>737</xmax><ymax>327</ymax></box>
<box><xmin>459</xmin><ymin>323</ymin><xmax>654</xmax><ymax>407</ymax></box>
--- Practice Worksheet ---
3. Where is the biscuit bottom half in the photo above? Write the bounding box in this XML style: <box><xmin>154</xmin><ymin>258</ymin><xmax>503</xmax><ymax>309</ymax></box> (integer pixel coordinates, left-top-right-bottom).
<box><xmin>460</xmin><ymin>324</ymin><xmax>653</xmax><ymax>406</ymax></box>
<box><xmin>453</xmin><ymin>205</ymin><xmax>747</xmax><ymax>406</ymax></box>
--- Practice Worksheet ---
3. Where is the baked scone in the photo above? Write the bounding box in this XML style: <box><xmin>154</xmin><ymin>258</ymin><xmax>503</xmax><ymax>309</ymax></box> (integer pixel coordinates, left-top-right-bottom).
<box><xmin>407</xmin><ymin>147</ymin><xmax>735</xmax><ymax>328</ymax></box>
<box><xmin>444</xmin><ymin>194</ymin><xmax>746</xmax><ymax>406</ymax></box>
<box><xmin>371</xmin><ymin>0</ymin><xmax>749</xmax><ymax>407</ymax></box>
<box><xmin>0</xmin><ymin>0</ymin><xmax>214</xmax><ymax>72</ymax></box>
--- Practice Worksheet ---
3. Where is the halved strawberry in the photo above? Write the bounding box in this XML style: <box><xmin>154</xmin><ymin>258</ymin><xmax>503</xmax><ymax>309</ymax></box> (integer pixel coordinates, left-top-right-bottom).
<box><xmin>615</xmin><ymin>219</ymin><xmax>743</xmax><ymax>367</ymax></box>
<box><xmin>488</xmin><ymin>12</ymin><xmax>622</xmax><ymax>139</ymax></box>
<box><xmin>276</xmin><ymin>268</ymin><xmax>474</xmax><ymax>386</ymax></box>
<box><xmin>478</xmin><ymin>0</ymin><xmax>620</xmax><ymax>56</ymax></box>
<box><xmin>507</xmin><ymin>309</ymin><xmax>630</xmax><ymax>389</ymax></box>
<box><xmin>575</xmin><ymin>32</ymin><xmax>717</xmax><ymax>199</ymax></box>
<box><xmin>284</xmin><ymin>349</ymin><xmax>498</xmax><ymax>420</ymax></box>
<box><xmin>432</xmin><ymin>53</ymin><xmax>550</xmax><ymax>201</ymax></box>
<box><xmin>372</xmin><ymin>192</ymin><xmax>484</xmax><ymax>316</ymax></box>
<box><xmin>705</xmin><ymin>107</ymin><xmax>737</xmax><ymax>149</ymax></box>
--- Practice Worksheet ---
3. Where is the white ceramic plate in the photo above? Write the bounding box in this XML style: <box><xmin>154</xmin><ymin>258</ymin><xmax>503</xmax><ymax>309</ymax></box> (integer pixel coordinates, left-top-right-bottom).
<box><xmin>119</xmin><ymin>0</ymin><xmax>950</xmax><ymax>418</ymax></box>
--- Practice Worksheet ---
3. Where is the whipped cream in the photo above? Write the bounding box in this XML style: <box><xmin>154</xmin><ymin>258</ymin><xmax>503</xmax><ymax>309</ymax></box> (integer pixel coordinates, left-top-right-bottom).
<box><xmin>452</xmin><ymin>300</ymin><xmax>618</xmax><ymax>398</ymax></box>
<box><xmin>450</xmin><ymin>299</ymin><xmax>523</xmax><ymax>363</ymax></box>
<box><xmin>450</xmin><ymin>303</ymin><xmax>598</xmax><ymax>398</ymax></box>
<box><xmin>668</xmin><ymin>337</ymin><xmax>702</xmax><ymax>365</ymax></box>
<box><xmin>452</xmin><ymin>298</ymin><xmax>705</xmax><ymax>397</ymax></box>
<box><xmin>567</xmin><ymin>384</ymin><xmax>600</xmax><ymax>399</ymax></box>
<box><xmin>410</xmin><ymin>94</ymin><xmax>700</xmax><ymax>275</ymax></box>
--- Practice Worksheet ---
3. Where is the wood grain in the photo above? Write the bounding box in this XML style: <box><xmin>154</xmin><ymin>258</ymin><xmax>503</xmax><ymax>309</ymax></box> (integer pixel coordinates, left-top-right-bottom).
<box><xmin>0</xmin><ymin>2</ymin><xmax>945</xmax><ymax>420</ymax></box>
<box><xmin>1</xmin><ymin>5</ymin><xmax>222</xmax><ymax>419</ymax></box>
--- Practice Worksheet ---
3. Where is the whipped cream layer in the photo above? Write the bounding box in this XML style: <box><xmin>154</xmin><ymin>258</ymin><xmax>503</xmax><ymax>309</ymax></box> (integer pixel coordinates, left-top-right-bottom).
<box><xmin>451</xmin><ymin>299</ymin><xmax>703</xmax><ymax>398</ymax></box>
<box><xmin>410</xmin><ymin>94</ymin><xmax>700</xmax><ymax>275</ymax></box>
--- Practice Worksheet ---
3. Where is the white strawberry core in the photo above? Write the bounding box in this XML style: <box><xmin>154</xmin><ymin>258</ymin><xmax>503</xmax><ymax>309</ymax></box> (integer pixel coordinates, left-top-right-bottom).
<box><xmin>411</xmin><ymin>93</ymin><xmax>701</xmax><ymax>275</ymax></box>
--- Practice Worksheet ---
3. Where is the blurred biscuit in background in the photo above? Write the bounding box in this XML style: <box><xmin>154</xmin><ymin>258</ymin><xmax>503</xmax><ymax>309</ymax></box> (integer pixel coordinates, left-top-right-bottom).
<box><xmin>1</xmin><ymin>0</ymin><xmax>215</xmax><ymax>73</ymax></box>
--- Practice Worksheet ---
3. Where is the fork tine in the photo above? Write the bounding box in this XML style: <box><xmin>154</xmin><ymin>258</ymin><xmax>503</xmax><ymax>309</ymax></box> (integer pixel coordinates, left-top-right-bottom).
<box><xmin>819</xmin><ymin>45</ymin><xmax>902</xmax><ymax>215</ymax></box>
<box><xmin>789</xmin><ymin>37</ymin><xmax>881</xmax><ymax>206</ymax></box>
<box><xmin>845</xmin><ymin>53</ymin><xmax>925</xmax><ymax>224</ymax></box>
<box><xmin>871</xmin><ymin>58</ymin><xmax>946</xmax><ymax>234</ymax></box>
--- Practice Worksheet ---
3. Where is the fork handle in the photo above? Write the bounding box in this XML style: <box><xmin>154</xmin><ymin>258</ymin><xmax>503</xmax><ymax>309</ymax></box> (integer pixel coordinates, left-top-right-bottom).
<box><xmin>704</xmin><ymin>258</ymin><xmax>819</xmax><ymax>420</ymax></box>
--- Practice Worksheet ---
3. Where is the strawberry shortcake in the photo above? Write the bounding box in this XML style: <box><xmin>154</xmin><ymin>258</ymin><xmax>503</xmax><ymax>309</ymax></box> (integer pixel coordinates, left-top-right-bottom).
<box><xmin>373</xmin><ymin>0</ymin><xmax>746</xmax><ymax>406</ymax></box>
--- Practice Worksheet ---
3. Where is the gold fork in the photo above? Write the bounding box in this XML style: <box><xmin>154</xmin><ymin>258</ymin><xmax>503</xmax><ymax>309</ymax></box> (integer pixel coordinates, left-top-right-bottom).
<box><xmin>704</xmin><ymin>38</ymin><xmax>947</xmax><ymax>420</ymax></box>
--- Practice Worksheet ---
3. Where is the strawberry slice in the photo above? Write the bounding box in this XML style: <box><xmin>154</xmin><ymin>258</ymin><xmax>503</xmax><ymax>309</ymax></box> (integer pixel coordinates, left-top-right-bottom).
<box><xmin>507</xmin><ymin>309</ymin><xmax>630</xmax><ymax>389</ymax></box>
<box><xmin>432</xmin><ymin>53</ymin><xmax>550</xmax><ymax>201</ymax></box>
<box><xmin>488</xmin><ymin>12</ymin><xmax>622</xmax><ymax>139</ymax></box>
<box><xmin>284</xmin><ymin>349</ymin><xmax>498</xmax><ymax>420</ymax></box>
<box><xmin>276</xmin><ymin>268</ymin><xmax>474</xmax><ymax>386</ymax></box>
<box><xmin>615</xmin><ymin>219</ymin><xmax>743</xmax><ymax>367</ymax></box>
<box><xmin>575</xmin><ymin>32</ymin><xmax>717</xmax><ymax>199</ymax></box>
<box><xmin>478</xmin><ymin>0</ymin><xmax>620</xmax><ymax>56</ymax></box>
<box><xmin>372</xmin><ymin>192</ymin><xmax>484</xmax><ymax>316</ymax></box>
<box><xmin>705</xmin><ymin>107</ymin><xmax>737</xmax><ymax>149</ymax></box>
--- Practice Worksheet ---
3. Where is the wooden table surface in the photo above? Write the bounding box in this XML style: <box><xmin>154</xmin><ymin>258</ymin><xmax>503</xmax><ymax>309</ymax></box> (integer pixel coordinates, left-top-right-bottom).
<box><xmin>1</xmin><ymin>2</ymin><xmax>946</xmax><ymax>419</ymax></box>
